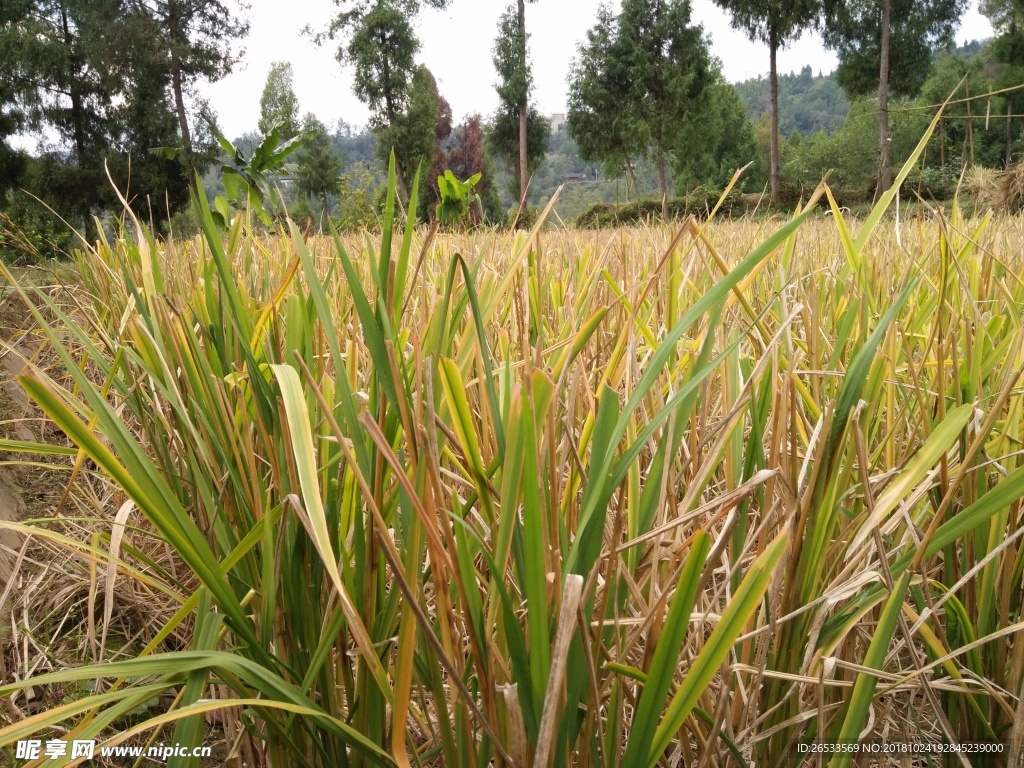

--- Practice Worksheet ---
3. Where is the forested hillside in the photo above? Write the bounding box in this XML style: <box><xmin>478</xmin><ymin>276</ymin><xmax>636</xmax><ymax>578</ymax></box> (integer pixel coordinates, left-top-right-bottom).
<box><xmin>734</xmin><ymin>66</ymin><xmax>850</xmax><ymax>135</ymax></box>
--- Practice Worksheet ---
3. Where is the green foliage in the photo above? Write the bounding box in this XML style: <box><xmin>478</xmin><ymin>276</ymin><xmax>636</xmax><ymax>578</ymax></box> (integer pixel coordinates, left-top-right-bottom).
<box><xmin>435</xmin><ymin>170</ymin><xmax>481</xmax><ymax>226</ymax></box>
<box><xmin>342</xmin><ymin>2</ymin><xmax>418</xmax><ymax>126</ymax></box>
<box><xmin>492</xmin><ymin>4</ymin><xmax>532</xmax><ymax>113</ymax></box>
<box><xmin>714</xmin><ymin>0</ymin><xmax>820</xmax><ymax>46</ymax></box>
<box><xmin>210</xmin><ymin>123</ymin><xmax>305</xmax><ymax>227</ymax></box>
<box><xmin>781</xmin><ymin>97</ymin><xmax>928</xmax><ymax>195</ymax></box>
<box><xmin>713</xmin><ymin>0</ymin><xmax>821</xmax><ymax>200</ymax></box>
<box><xmin>672</xmin><ymin>78</ymin><xmax>759</xmax><ymax>193</ymax></box>
<box><xmin>981</xmin><ymin>0</ymin><xmax>1024</xmax><ymax>166</ymax></box>
<box><xmin>919</xmin><ymin>51</ymin><xmax>1008</xmax><ymax>169</ymax></box>
<box><xmin>566</xmin><ymin>4</ymin><xmax>643</xmax><ymax>182</ymax></box>
<box><xmin>567</xmin><ymin>0</ymin><xmax>719</xmax><ymax>207</ymax></box>
<box><xmin>823</xmin><ymin>0</ymin><xmax>969</xmax><ymax>100</ymax></box>
<box><xmin>376</xmin><ymin>66</ymin><xmax>444</xmax><ymax>207</ymax></box>
<box><xmin>490</xmin><ymin>2</ymin><xmax>548</xmax><ymax>201</ymax></box>
<box><xmin>295</xmin><ymin>113</ymin><xmax>343</xmax><ymax>215</ymax></box>
<box><xmin>333</xmin><ymin>164</ymin><xmax>382</xmax><ymax>230</ymax></box>
<box><xmin>903</xmin><ymin>163</ymin><xmax>959</xmax><ymax>198</ymax></box>
<box><xmin>323</xmin><ymin>2</ymin><xmax>451</xmax><ymax>198</ymax></box>
<box><xmin>446</xmin><ymin>115</ymin><xmax>503</xmax><ymax>223</ymax></box>
<box><xmin>487</xmin><ymin>106</ymin><xmax>549</xmax><ymax>197</ymax></box>
<box><xmin>774</xmin><ymin>37</ymin><xmax>1024</xmax><ymax>201</ymax></box>
<box><xmin>0</xmin><ymin>3</ymin><xmax>27</xmax><ymax>198</ymax></box>
<box><xmin>575</xmin><ymin>192</ymin><xmax>738</xmax><ymax>227</ymax></box>
<box><xmin>734</xmin><ymin>66</ymin><xmax>851</xmax><ymax>135</ymax></box>
<box><xmin>619</xmin><ymin>0</ymin><xmax>713</xmax><ymax>161</ymax></box>
<box><xmin>258</xmin><ymin>62</ymin><xmax>301</xmax><ymax>140</ymax></box>
<box><xmin>0</xmin><ymin>190</ymin><xmax>76</xmax><ymax>264</ymax></box>
<box><xmin>0</xmin><ymin>0</ymin><xmax>238</xmax><ymax>231</ymax></box>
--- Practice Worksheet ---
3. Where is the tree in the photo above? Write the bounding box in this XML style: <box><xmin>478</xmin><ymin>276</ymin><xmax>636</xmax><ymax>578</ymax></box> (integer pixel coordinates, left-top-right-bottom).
<box><xmin>488</xmin><ymin>106</ymin><xmax>549</xmax><ymax>208</ymax></box>
<box><xmin>131</xmin><ymin>0</ymin><xmax>248</xmax><ymax>187</ymax></box>
<box><xmin>425</xmin><ymin>70</ymin><xmax>453</xmax><ymax>212</ymax></box>
<box><xmin>823</xmin><ymin>0</ymin><xmax>968</xmax><ymax>196</ymax></box>
<box><xmin>671</xmin><ymin>76</ymin><xmax>758</xmax><ymax>192</ymax></box>
<box><xmin>621</xmin><ymin>0</ymin><xmax>716</xmax><ymax>217</ymax></box>
<box><xmin>0</xmin><ymin>1</ymin><xmax>31</xmax><ymax>196</ymax></box>
<box><xmin>320</xmin><ymin>0</ymin><xmax>450</xmax><ymax>201</ymax></box>
<box><xmin>492</xmin><ymin>2</ymin><xmax>541</xmax><ymax>208</ymax></box>
<box><xmin>12</xmin><ymin>0</ymin><xmax>121</xmax><ymax>165</ymax></box>
<box><xmin>712</xmin><ymin>0</ymin><xmax>820</xmax><ymax>202</ymax></box>
<box><xmin>982</xmin><ymin>0</ymin><xmax>1024</xmax><ymax>166</ymax></box>
<box><xmin>377</xmin><ymin>65</ymin><xmax>447</xmax><ymax>213</ymax></box>
<box><xmin>4</xmin><ymin>1</ymin><xmax>193</xmax><ymax>229</ymax></box>
<box><xmin>106</xmin><ymin>12</ymin><xmax>194</xmax><ymax>224</ymax></box>
<box><xmin>567</xmin><ymin>4</ymin><xmax>644</xmax><ymax>198</ymax></box>
<box><xmin>259</xmin><ymin>62</ymin><xmax>301</xmax><ymax>139</ymax></box>
<box><xmin>295</xmin><ymin>113</ymin><xmax>342</xmax><ymax>217</ymax></box>
<box><xmin>566</xmin><ymin>0</ymin><xmax>717</xmax><ymax>215</ymax></box>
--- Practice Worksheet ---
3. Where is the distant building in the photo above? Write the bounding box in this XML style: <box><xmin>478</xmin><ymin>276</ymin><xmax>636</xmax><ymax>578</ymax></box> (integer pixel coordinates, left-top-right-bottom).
<box><xmin>564</xmin><ymin>172</ymin><xmax>589</xmax><ymax>183</ymax></box>
<box><xmin>549</xmin><ymin>113</ymin><xmax>566</xmax><ymax>134</ymax></box>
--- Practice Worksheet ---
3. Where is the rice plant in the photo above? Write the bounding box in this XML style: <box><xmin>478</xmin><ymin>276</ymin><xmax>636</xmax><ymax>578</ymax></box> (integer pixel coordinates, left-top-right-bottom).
<box><xmin>2</xmin><ymin>132</ymin><xmax>1024</xmax><ymax>767</ymax></box>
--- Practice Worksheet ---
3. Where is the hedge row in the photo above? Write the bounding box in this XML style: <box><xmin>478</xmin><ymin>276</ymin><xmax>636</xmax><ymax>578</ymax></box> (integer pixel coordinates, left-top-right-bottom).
<box><xmin>573</xmin><ymin>185</ymin><xmax>883</xmax><ymax>228</ymax></box>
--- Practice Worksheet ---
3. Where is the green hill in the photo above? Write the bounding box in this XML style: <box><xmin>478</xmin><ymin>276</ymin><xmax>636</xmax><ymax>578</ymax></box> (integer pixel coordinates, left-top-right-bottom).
<box><xmin>734</xmin><ymin>66</ymin><xmax>850</xmax><ymax>136</ymax></box>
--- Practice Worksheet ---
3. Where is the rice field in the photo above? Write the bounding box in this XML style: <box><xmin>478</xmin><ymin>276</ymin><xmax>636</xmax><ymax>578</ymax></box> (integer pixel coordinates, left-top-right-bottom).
<box><xmin>3</xmin><ymin>139</ymin><xmax>1024</xmax><ymax>766</ymax></box>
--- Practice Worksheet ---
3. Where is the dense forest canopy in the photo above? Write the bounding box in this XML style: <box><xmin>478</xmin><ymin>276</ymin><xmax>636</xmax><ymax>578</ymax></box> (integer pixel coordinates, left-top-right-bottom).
<box><xmin>1</xmin><ymin>0</ymin><xmax>1022</xmax><ymax>257</ymax></box>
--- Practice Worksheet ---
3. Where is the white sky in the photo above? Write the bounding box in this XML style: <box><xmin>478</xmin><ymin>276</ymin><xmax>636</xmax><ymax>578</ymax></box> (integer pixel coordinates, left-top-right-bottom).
<box><xmin>32</xmin><ymin>0</ymin><xmax>999</xmax><ymax>145</ymax></box>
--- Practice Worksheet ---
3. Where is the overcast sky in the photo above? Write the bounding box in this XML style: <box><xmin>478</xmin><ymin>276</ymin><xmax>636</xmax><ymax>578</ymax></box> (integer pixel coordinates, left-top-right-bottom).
<box><xmin>202</xmin><ymin>0</ymin><xmax>995</xmax><ymax>138</ymax></box>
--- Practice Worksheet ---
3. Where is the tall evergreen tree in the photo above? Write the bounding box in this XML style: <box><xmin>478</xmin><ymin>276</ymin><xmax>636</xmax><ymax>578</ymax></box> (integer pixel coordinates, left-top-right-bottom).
<box><xmin>14</xmin><ymin>0</ymin><xmax>121</xmax><ymax>164</ymax></box>
<box><xmin>672</xmin><ymin>74</ymin><xmax>758</xmax><ymax>192</ymax></box>
<box><xmin>492</xmin><ymin>4</ymin><xmax>549</xmax><ymax>207</ymax></box>
<box><xmin>823</xmin><ymin>0</ymin><xmax>968</xmax><ymax>196</ymax></box>
<box><xmin>258</xmin><ymin>62</ymin><xmax>301</xmax><ymax>139</ymax></box>
<box><xmin>295</xmin><ymin>113</ymin><xmax>342</xmax><ymax>216</ymax></box>
<box><xmin>134</xmin><ymin>0</ymin><xmax>248</xmax><ymax>187</ymax></box>
<box><xmin>320</xmin><ymin>0</ymin><xmax>450</xmax><ymax>201</ymax></box>
<box><xmin>567</xmin><ymin>3</ymin><xmax>644</xmax><ymax>198</ymax></box>
<box><xmin>512</xmin><ymin>0</ymin><xmax>539</xmax><ymax>207</ymax></box>
<box><xmin>378</xmin><ymin>65</ymin><xmax>446</xmax><ymax>211</ymax></box>
<box><xmin>567</xmin><ymin>0</ymin><xmax>717</xmax><ymax>214</ymax></box>
<box><xmin>711</xmin><ymin>0</ymin><xmax>820</xmax><ymax>202</ymax></box>
<box><xmin>0</xmin><ymin>1</ymin><xmax>31</xmax><ymax>195</ymax></box>
<box><xmin>5</xmin><ymin>1</ymin><xmax>194</xmax><ymax>228</ymax></box>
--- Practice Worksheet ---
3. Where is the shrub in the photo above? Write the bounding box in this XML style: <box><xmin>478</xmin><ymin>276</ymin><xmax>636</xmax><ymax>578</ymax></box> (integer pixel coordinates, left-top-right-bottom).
<box><xmin>0</xmin><ymin>191</ymin><xmax>76</xmax><ymax>264</ymax></box>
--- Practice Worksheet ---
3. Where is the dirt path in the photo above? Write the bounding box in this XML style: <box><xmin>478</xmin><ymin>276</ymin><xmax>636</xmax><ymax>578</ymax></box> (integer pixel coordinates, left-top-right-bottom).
<box><xmin>0</xmin><ymin>336</ymin><xmax>38</xmax><ymax>586</ymax></box>
<box><xmin>0</xmin><ymin>472</ymin><xmax>23</xmax><ymax>586</ymax></box>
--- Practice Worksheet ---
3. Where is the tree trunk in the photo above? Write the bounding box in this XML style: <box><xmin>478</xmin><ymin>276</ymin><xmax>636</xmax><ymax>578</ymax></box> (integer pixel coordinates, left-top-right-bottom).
<box><xmin>965</xmin><ymin>82</ymin><xmax>974</xmax><ymax>166</ymax></box>
<box><xmin>940</xmin><ymin>118</ymin><xmax>945</xmax><ymax>168</ymax></box>
<box><xmin>381</xmin><ymin>65</ymin><xmax>409</xmax><ymax>204</ymax></box>
<box><xmin>517</xmin><ymin>0</ymin><xmax>529</xmax><ymax>210</ymax></box>
<box><xmin>1006</xmin><ymin>96</ymin><xmax>1013</xmax><ymax>169</ymax></box>
<box><xmin>768</xmin><ymin>24</ymin><xmax>781</xmax><ymax>204</ymax></box>
<box><xmin>60</xmin><ymin>6</ymin><xmax>86</xmax><ymax>163</ymax></box>
<box><xmin>625</xmin><ymin>158</ymin><xmax>637</xmax><ymax>201</ymax></box>
<box><xmin>167</xmin><ymin>0</ymin><xmax>196</xmax><ymax>190</ymax></box>
<box><xmin>875</xmin><ymin>0</ymin><xmax>893</xmax><ymax>199</ymax></box>
<box><xmin>657</xmin><ymin>143</ymin><xmax>668</xmax><ymax>220</ymax></box>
